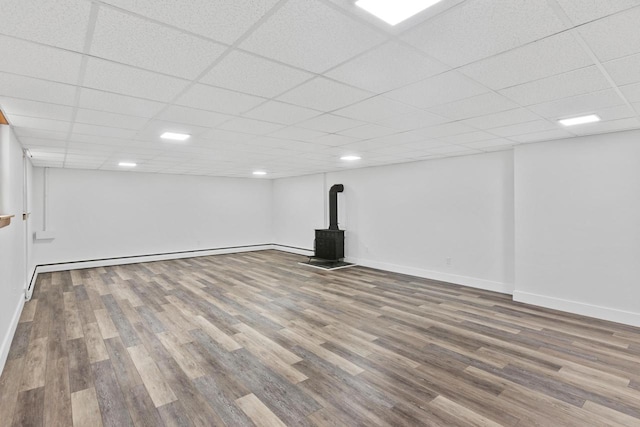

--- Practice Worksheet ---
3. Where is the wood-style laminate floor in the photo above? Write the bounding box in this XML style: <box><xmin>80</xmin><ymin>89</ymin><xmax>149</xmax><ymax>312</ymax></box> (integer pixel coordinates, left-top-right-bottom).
<box><xmin>1</xmin><ymin>250</ymin><xmax>640</xmax><ymax>426</ymax></box>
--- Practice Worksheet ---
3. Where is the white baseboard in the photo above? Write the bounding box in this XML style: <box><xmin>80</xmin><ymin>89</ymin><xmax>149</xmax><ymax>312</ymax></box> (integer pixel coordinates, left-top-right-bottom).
<box><xmin>0</xmin><ymin>295</ymin><xmax>25</xmax><ymax>376</ymax></box>
<box><xmin>513</xmin><ymin>291</ymin><xmax>640</xmax><ymax>327</ymax></box>
<box><xmin>271</xmin><ymin>244</ymin><xmax>314</xmax><ymax>256</ymax></box>
<box><xmin>344</xmin><ymin>256</ymin><xmax>512</xmax><ymax>295</ymax></box>
<box><xmin>35</xmin><ymin>244</ymin><xmax>274</xmax><ymax>273</ymax></box>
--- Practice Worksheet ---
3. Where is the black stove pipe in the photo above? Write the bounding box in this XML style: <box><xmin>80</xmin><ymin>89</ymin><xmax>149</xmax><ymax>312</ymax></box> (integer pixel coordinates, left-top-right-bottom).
<box><xmin>328</xmin><ymin>184</ymin><xmax>344</xmax><ymax>230</ymax></box>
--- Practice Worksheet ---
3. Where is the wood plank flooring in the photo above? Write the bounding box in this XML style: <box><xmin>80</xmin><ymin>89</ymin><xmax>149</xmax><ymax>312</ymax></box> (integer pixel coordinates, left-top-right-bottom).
<box><xmin>2</xmin><ymin>250</ymin><xmax>640</xmax><ymax>426</ymax></box>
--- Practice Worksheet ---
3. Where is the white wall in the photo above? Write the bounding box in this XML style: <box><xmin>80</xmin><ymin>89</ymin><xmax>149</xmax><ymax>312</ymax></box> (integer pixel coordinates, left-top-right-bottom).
<box><xmin>273</xmin><ymin>152</ymin><xmax>515</xmax><ymax>293</ymax></box>
<box><xmin>32</xmin><ymin>168</ymin><xmax>273</xmax><ymax>265</ymax></box>
<box><xmin>272</xmin><ymin>173</ymin><xmax>325</xmax><ymax>251</ymax></box>
<box><xmin>0</xmin><ymin>125</ymin><xmax>31</xmax><ymax>373</ymax></box>
<box><xmin>514</xmin><ymin>129</ymin><xmax>640</xmax><ymax>326</ymax></box>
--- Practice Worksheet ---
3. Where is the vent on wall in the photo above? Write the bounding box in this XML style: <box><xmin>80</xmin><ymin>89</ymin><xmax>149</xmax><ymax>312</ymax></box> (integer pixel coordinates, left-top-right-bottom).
<box><xmin>0</xmin><ymin>109</ymin><xmax>8</xmax><ymax>125</ymax></box>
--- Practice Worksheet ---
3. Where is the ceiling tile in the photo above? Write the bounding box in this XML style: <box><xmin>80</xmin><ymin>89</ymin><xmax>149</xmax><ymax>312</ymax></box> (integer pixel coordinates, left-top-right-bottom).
<box><xmin>278</xmin><ymin>77</ymin><xmax>373</xmax><ymax>112</ymax></box>
<box><xmin>201</xmin><ymin>50</ymin><xmax>313</xmax><ymax>98</ymax></box>
<box><xmin>325</xmin><ymin>41</ymin><xmax>449</xmax><ymax>93</ymax></box>
<box><xmin>527</xmin><ymin>89</ymin><xmax>624</xmax><ymax>119</ymax></box>
<box><xmin>14</xmin><ymin>128</ymin><xmax>68</xmax><ymax>141</ymax></box>
<box><xmin>377</xmin><ymin>110</ymin><xmax>450</xmax><ymax>131</ymax></box>
<box><xmin>462</xmin><ymin>138</ymin><xmax>515</xmax><ymax>149</ymax></box>
<box><xmin>217</xmin><ymin>117</ymin><xmax>283</xmax><ymax>135</ymax></box>
<box><xmin>385</xmin><ymin>71</ymin><xmax>489</xmax><ymax>109</ymax></box>
<box><xmin>20</xmin><ymin>137</ymin><xmax>68</xmax><ymax>148</ymax></box>
<box><xmin>312</xmin><ymin>134</ymin><xmax>357</xmax><ymax>147</ymax></box>
<box><xmin>0</xmin><ymin>98</ymin><xmax>74</xmax><ymax>122</ymax></box>
<box><xmin>620</xmin><ymin>83</ymin><xmax>640</xmax><ymax>102</ymax></box>
<box><xmin>267</xmin><ymin>126</ymin><xmax>327</xmax><ymax>142</ymax></box>
<box><xmin>72</xmin><ymin>122</ymin><xmax>137</xmax><ymax>139</ymax></box>
<box><xmin>91</xmin><ymin>7</ymin><xmax>226</xmax><ymax>79</ymax></box>
<box><xmin>136</xmin><ymin>120</ymin><xmax>209</xmax><ymax>141</ymax></box>
<box><xmin>156</xmin><ymin>105</ymin><xmax>232</xmax><ymax>128</ymax></box>
<box><xmin>200</xmin><ymin>129</ymin><xmax>256</xmax><ymax>143</ymax></box>
<box><xmin>0</xmin><ymin>72</ymin><xmax>76</xmax><ymax>105</ymax></box>
<box><xmin>427</xmin><ymin>92</ymin><xmax>518</xmax><ymax>121</ymax></box>
<box><xmin>296</xmin><ymin>114</ymin><xmax>365</xmax><ymax>133</ymax></box>
<box><xmin>244</xmin><ymin>101</ymin><xmax>321</xmax><ymax>125</ymax></box>
<box><xmin>240</xmin><ymin>0</ymin><xmax>386</xmax><ymax>73</ymax></box>
<box><xmin>499</xmin><ymin>66</ymin><xmax>611</xmax><ymax>106</ymax></box>
<box><xmin>338</xmin><ymin>124</ymin><xmax>397</xmax><ymax>139</ymax></box>
<box><xmin>175</xmin><ymin>84</ymin><xmax>264</xmax><ymax>114</ymax></box>
<box><xmin>77</xmin><ymin>88</ymin><xmax>166</xmax><ymax>118</ymax></box>
<box><xmin>0</xmin><ymin>0</ymin><xmax>91</xmax><ymax>51</ymax></box>
<box><xmin>603</xmin><ymin>53</ymin><xmax>640</xmax><ymax>86</ymax></box>
<box><xmin>333</xmin><ymin>96</ymin><xmax>421</xmax><ymax>122</ymax></box>
<box><xmin>99</xmin><ymin>0</ymin><xmax>280</xmax><ymax>44</ymax></box>
<box><xmin>459</xmin><ymin>32</ymin><xmax>593</xmax><ymax>90</ymax></box>
<box><xmin>508</xmin><ymin>129</ymin><xmax>574</xmax><ymax>143</ymax></box>
<box><xmin>75</xmin><ymin>109</ymin><xmax>149</xmax><ymax>130</ymax></box>
<box><xmin>402</xmin><ymin>0</ymin><xmax>567</xmax><ymax>67</ymax></box>
<box><xmin>428</xmin><ymin>145</ymin><xmax>480</xmax><ymax>155</ymax></box>
<box><xmin>555</xmin><ymin>0</ymin><xmax>640</xmax><ymax>25</ymax></box>
<box><xmin>579</xmin><ymin>6</ymin><xmax>640</xmax><ymax>61</ymax></box>
<box><xmin>460</xmin><ymin>108</ymin><xmax>542</xmax><ymax>129</ymax></box>
<box><xmin>489</xmin><ymin>120</ymin><xmax>557</xmax><ymax>138</ymax></box>
<box><xmin>9</xmin><ymin>115</ymin><xmax>70</xmax><ymax>133</ymax></box>
<box><xmin>83</xmin><ymin>58</ymin><xmax>189</xmax><ymax>102</ymax></box>
<box><xmin>408</xmin><ymin>122</ymin><xmax>478</xmax><ymax>139</ymax></box>
<box><xmin>438</xmin><ymin>131</ymin><xmax>497</xmax><ymax>145</ymax></box>
<box><xmin>569</xmin><ymin>117</ymin><xmax>640</xmax><ymax>135</ymax></box>
<box><xmin>0</xmin><ymin>35</ymin><xmax>83</xmax><ymax>85</ymax></box>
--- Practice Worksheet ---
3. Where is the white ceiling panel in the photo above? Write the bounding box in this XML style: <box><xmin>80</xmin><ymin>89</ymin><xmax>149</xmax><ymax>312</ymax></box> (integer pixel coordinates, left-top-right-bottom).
<box><xmin>155</xmin><ymin>105</ymin><xmax>232</xmax><ymax>128</ymax></box>
<box><xmin>176</xmin><ymin>84</ymin><xmax>264</xmax><ymax>115</ymax></box>
<box><xmin>217</xmin><ymin>117</ymin><xmax>283</xmax><ymax>135</ymax></box>
<box><xmin>0</xmin><ymin>72</ymin><xmax>76</xmax><ymax>106</ymax></box>
<box><xmin>201</xmin><ymin>129</ymin><xmax>256</xmax><ymax>143</ymax></box>
<box><xmin>9</xmin><ymin>115</ymin><xmax>70</xmax><ymax>133</ymax></box>
<box><xmin>83</xmin><ymin>58</ymin><xmax>189</xmax><ymax>102</ymax></box>
<box><xmin>603</xmin><ymin>53</ymin><xmax>640</xmax><ymax>86</ymax></box>
<box><xmin>438</xmin><ymin>131</ymin><xmax>497</xmax><ymax>145</ymax></box>
<box><xmin>402</xmin><ymin>0</ymin><xmax>568</xmax><ymax>67</ymax></box>
<box><xmin>555</xmin><ymin>0</ymin><xmax>640</xmax><ymax>25</ymax></box>
<box><xmin>0</xmin><ymin>35</ymin><xmax>83</xmax><ymax>85</ymax></box>
<box><xmin>462</xmin><ymin>138</ymin><xmax>515</xmax><ymax>150</ymax></box>
<box><xmin>459</xmin><ymin>32</ymin><xmax>593</xmax><ymax>90</ymax></box>
<box><xmin>334</xmin><ymin>96</ymin><xmax>420</xmax><ymax>123</ymax></box>
<box><xmin>409</xmin><ymin>122</ymin><xmax>478</xmax><ymax>139</ymax></box>
<box><xmin>326</xmin><ymin>41</ymin><xmax>449</xmax><ymax>93</ymax></box>
<box><xmin>490</xmin><ymin>120</ymin><xmax>558</xmax><ymax>138</ymax></box>
<box><xmin>72</xmin><ymin>122</ymin><xmax>137</xmax><ymax>140</ymax></box>
<box><xmin>378</xmin><ymin>110</ymin><xmax>450</xmax><ymax>132</ymax></box>
<box><xmin>0</xmin><ymin>98</ymin><xmax>74</xmax><ymax>122</ymax></box>
<box><xmin>267</xmin><ymin>127</ymin><xmax>327</xmax><ymax>142</ymax></box>
<box><xmin>499</xmin><ymin>66</ymin><xmax>612</xmax><ymax>106</ymax></box>
<box><xmin>569</xmin><ymin>117</ymin><xmax>640</xmax><ymax>135</ymax></box>
<box><xmin>579</xmin><ymin>6</ymin><xmax>640</xmax><ymax>61</ymax></box>
<box><xmin>98</xmin><ymin>0</ymin><xmax>281</xmax><ymax>45</ymax></box>
<box><xmin>278</xmin><ymin>78</ymin><xmax>373</xmax><ymax>112</ymax></box>
<box><xmin>385</xmin><ymin>71</ymin><xmax>489</xmax><ymax>109</ymax></box>
<box><xmin>528</xmin><ymin>89</ymin><xmax>624</xmax><ymax>119</ymax></box>
<box><xmin>508</xmin><ymin>129</ymin><xmax>574</xmax><ymax>143</ymax></box>
<box><xmin>136</xmin><ymin>120</ymin><xmax>209</xmax><ymax>142</ymax></box>
<box><xmin>427</xmin><ymin>92</ymin><xmax>518</xmax><ymax>121</ymax></box>
<box><xmin>244</xmin><ymin>101</ymin><xmax>321</xmax><ymax>125</ymax></box>
<box><xmin>202</xmin><ymin>50</ymin><xmax>313</xmax><ymax>98</ymax></box>
<box><xmin>338</xmin><ymin>124</ymin><xmax>397</xmax><ymax>140</ymax></box>
<box><xmin>77</xmin><ymin>88</ymin><xmax>166</xmax><ymax>118</ymax></box>
<box><xmin>461</xmin><ymin>108</ymin><xmax>542</xmax><ymax>130</ymax></box>
<box><xmin>620</xmin><ymin>83</ymin><xmax>640</xmax><ymax>102</ymax></box>
<box><xmin>240</xmin><ymin>0</ymin><xmax>386</xmax><ymax>73</ymax></box>
<box><xmin>296</xmin><ymin>114</ymin><xmax>365</xmax><ymax>133</ymax></box>
<box><xmin>312</xmin><ymin>134</ymin><xmax>358</xmax><ymax>147</ymax></box>
<box><xmin>0</xmin><ymin>0</ymin><xmax>91</xmax><ymax>52</ymax></box>
<box><xmin>91</xmin><ymin>7</ymin><xmax>226</xmax><ymax>79</ymax></box>
<box><xmin>75</xmin><ymin>109</ymin><xmax>149</xmax><ymax>131</ymax></box>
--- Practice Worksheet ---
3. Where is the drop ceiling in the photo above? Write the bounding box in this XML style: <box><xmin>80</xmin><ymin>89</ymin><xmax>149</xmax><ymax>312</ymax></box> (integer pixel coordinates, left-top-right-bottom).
<box><xmin>1</xmin><ymin>0</ymin><xmax>639</xmax><ymax>178</ymax></box>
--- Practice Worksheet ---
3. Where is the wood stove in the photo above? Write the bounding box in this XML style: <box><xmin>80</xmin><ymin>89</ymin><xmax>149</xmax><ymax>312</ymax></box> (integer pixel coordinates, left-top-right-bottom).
<box><xmin>314</xmin><ymin>184</ymin><xmax>345</xmax><ymax>261</ymax></box>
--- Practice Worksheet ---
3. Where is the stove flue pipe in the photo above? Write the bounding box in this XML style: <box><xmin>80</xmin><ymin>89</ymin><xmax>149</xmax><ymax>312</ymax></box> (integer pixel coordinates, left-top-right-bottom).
<box><xmin>328</xmin><ymin>184</ymin><xmax>344</xmax><ymax>231</ymax></box>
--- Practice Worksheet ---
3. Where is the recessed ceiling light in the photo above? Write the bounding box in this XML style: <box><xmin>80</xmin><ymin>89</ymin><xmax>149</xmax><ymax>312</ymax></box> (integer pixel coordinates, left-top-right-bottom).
<box><xmin>118</xmin><ymin>162</ymin><xmax>136</xmax><ymax>167</ymax></box>
<box><xmin>341</xmin><ymin>155</ymin><xmax>361</xmax><ymax>161</ymax></box>
<box><xmin>558</xmin><ymin>114</ymin><xmax>601</xmax><ymax>127</ymax></box>
<box><xmin>355</xmin><ymin>0</ymin><xmax>444</xmax><ymax>25</ymax></box>
<box><xmin>253</xmin><ymin>171</ymin><xmax>267</xmax><ymax>176</ymax></box>
<box><xmin>160</xmin><ymin>132</ymin><xmax>190</xmax><ymax>141</ymax></box>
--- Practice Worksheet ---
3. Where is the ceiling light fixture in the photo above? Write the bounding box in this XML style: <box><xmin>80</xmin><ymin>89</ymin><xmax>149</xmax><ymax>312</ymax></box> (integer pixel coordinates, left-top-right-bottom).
<box><xmin>355</xmin><ymin>0</ymin><xmax>444</xmax><ymax>25</ymax></box>
<box><xmin>341</xmin><ymin>155</ymin><xmax>361</xmax><ymax>161</ymax></box>
<box><xmin>558</xmin><ymin>114</ymin><xmax>600</xmax><ymax>127</ymax></box>
<box><xmin>161</xmin><ymin>132</ymin><xmax>191</xmax><ymax>141</ymax></box>
<box><xmin>118</xmin><ymin>162</ymin><xmax>137</xmax><ymax>167</ymax></box>
<box><xmin>253</xmin><ymin>171</ymin><xmax>267</xmax><ymax>176</ymax></box>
